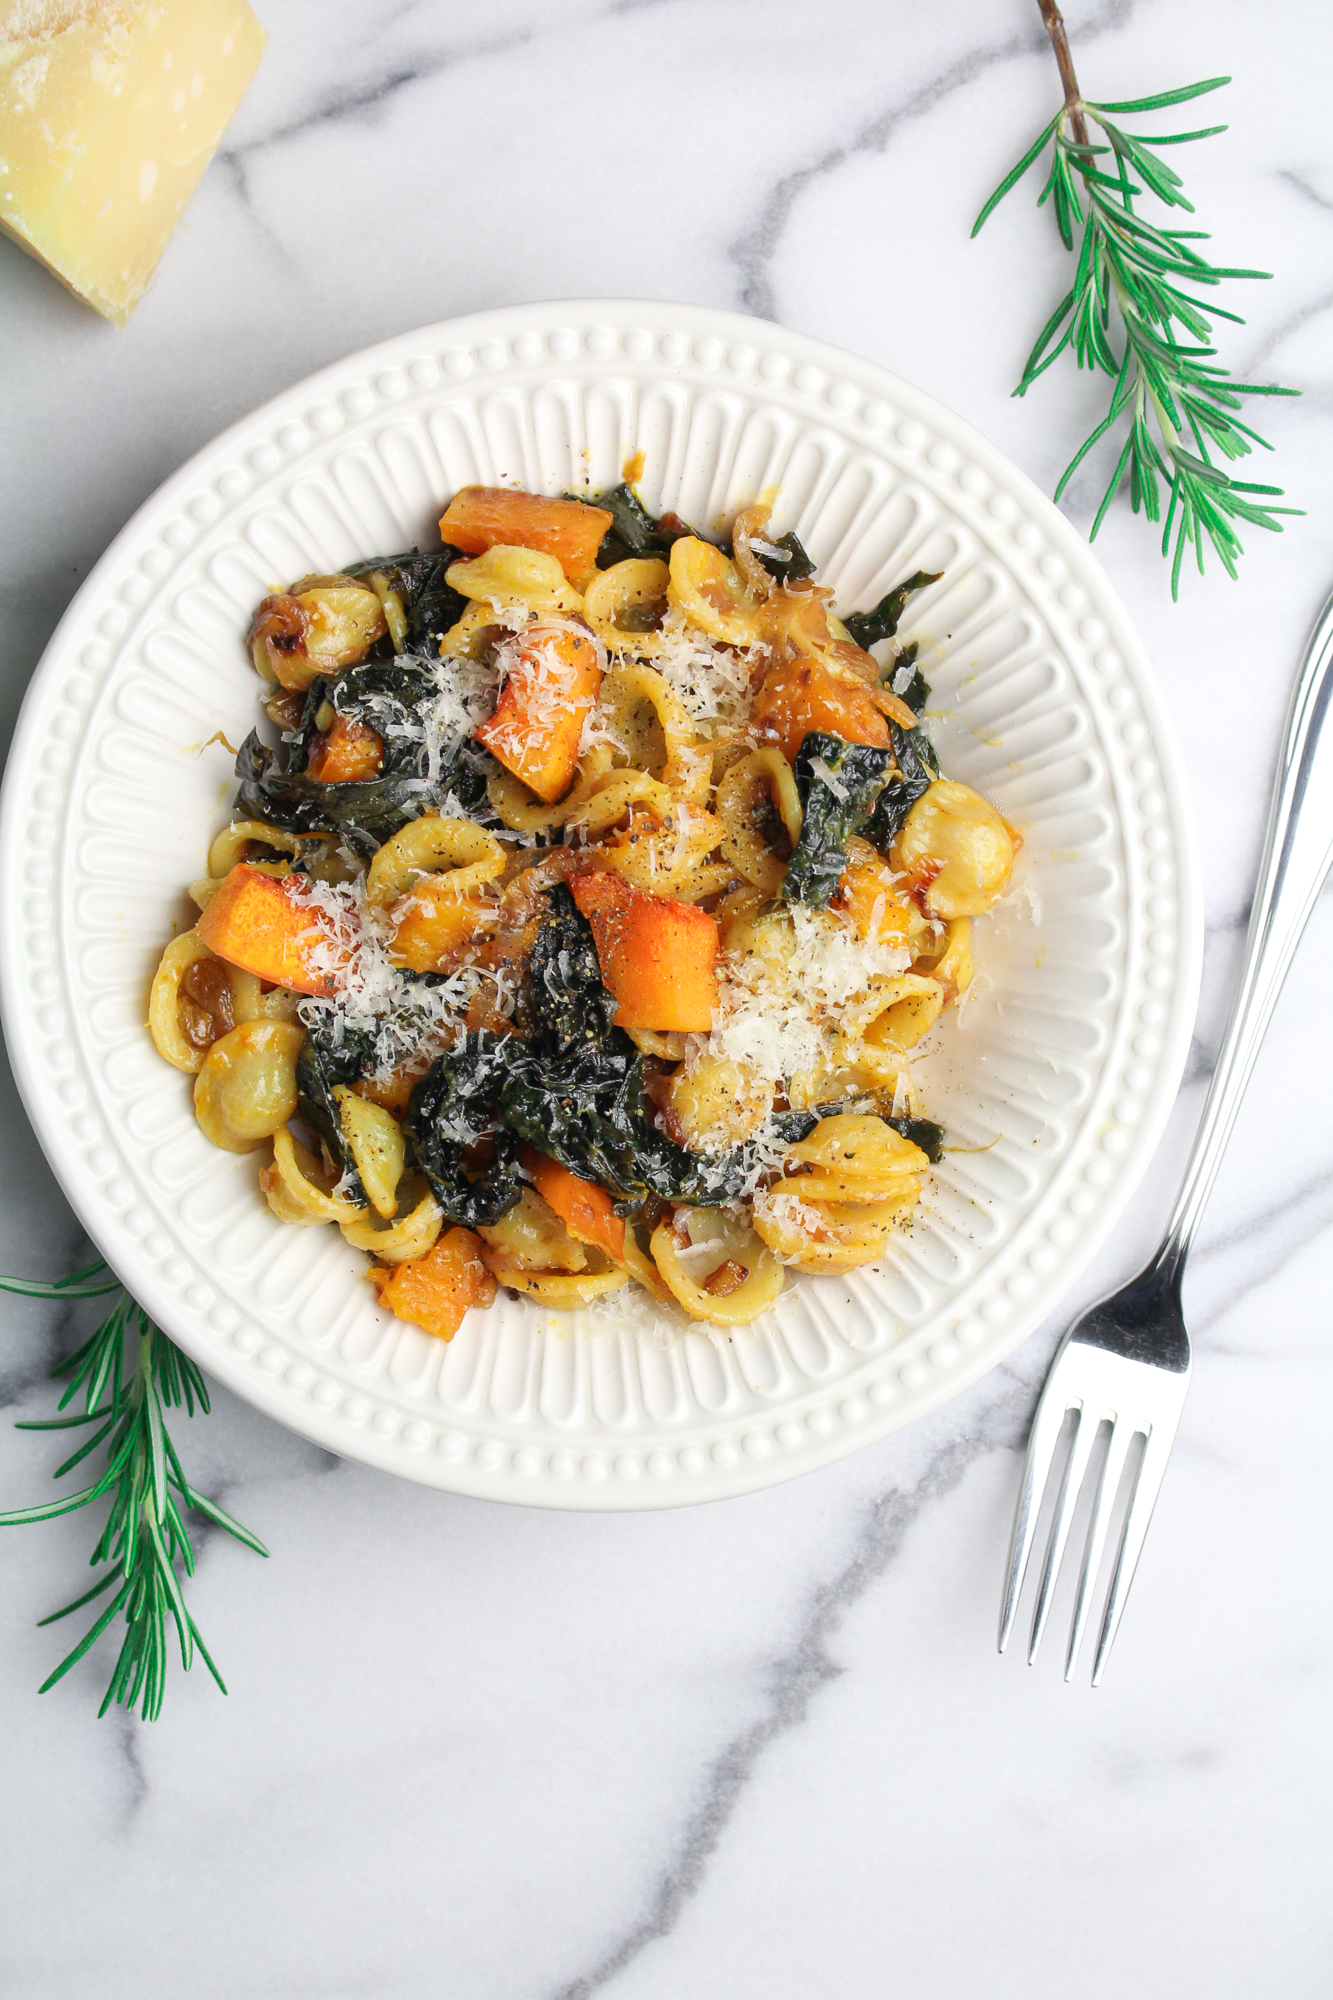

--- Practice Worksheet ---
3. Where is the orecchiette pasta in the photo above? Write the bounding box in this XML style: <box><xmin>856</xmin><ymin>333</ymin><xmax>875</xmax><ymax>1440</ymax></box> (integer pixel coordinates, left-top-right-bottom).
<box><xmin>891</xmin><ymin>780</ymin><xmax>1017</xmax><ymax>918</ymax></box>
<box><xmin>193</xmin><ymin>1020</ymin><xmax>303</xmax><ymax>1153</ymax></box>
<box><xmin>159</xmin><ymin>483</ymin><xmax>1009</xmax><ymax>1339</ymax></box>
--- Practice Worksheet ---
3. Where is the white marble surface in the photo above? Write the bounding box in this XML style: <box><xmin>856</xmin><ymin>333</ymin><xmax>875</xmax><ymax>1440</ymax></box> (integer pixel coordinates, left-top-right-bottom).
<box><xmin>2</xmin><ymin>1</ymin><xmax>1332</xmax><ymax>1993</ymax></box>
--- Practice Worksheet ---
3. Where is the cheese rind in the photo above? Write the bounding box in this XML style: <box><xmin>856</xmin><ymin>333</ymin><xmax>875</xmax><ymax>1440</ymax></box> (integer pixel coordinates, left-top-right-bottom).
<box><xmin>0</xmin><ymin>0</ymin><xmax>266</xmax><ymax>324</ymax></box>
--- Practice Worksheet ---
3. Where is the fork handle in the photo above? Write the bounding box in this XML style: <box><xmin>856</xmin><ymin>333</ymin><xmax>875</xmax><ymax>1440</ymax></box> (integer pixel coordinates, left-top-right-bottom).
<box><xmin>1160</xmin><ymin>587</ymin><xmax>1333</xmax><ymax>1274</ymax></box>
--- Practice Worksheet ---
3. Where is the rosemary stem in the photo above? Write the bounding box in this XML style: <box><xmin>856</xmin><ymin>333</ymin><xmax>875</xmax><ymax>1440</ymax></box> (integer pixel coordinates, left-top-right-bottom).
<box><xmin>1037</xmin><ymin>0</ymin><xmax>1089</xmax><ymax>148</ymax></box>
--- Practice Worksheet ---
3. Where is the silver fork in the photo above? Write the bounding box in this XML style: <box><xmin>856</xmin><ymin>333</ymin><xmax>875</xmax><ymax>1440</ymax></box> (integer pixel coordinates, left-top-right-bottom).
<box><xmin>999</xmin><ymin>586</ymin><xmax>1333</xmax><ymax>1684</ymax></box>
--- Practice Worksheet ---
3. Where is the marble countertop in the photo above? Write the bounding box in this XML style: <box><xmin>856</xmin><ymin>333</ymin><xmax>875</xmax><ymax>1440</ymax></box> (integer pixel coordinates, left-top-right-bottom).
<box><xmin>2</xmin><ymin>2</ymin><xmax>1331</xmax><ymax>1994</ymax></box>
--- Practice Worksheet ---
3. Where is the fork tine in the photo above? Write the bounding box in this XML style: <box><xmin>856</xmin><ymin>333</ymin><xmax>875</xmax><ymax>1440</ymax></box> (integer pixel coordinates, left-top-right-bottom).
<box><xmin>1028</xmin><ymin>1402</ymin><xmax>1102</xmax><ymax>1664</ymax></box>
<box><xmin>997</xmin><ymin>1369</ymin><xmax>1077</xmax><ymax>1654</ymax></box>
<box><xmin>1064</xmin><ymin>1417</ymin><xmax>1137</xmax><ymax>1681</ymax></box>
<box><xmin>1090</xmin><ymin>1414</ymin><xmax>1183</xmax><ymax>1686</ymax></box>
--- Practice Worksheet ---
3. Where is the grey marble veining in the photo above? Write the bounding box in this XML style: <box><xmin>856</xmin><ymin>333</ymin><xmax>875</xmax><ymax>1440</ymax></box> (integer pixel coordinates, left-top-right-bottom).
<box><xmin>1</xmin><ymin>2</ymin><xmax>1332</xmax><ymax>1994</ymax></box>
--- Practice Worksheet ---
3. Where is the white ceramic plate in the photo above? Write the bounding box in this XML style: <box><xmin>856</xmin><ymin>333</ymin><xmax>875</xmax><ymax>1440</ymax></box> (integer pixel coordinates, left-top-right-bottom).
<box><xmin>0</xmin><ymin>301</ymin><xmax>1201</xmax><ymax>1508</ymax></box>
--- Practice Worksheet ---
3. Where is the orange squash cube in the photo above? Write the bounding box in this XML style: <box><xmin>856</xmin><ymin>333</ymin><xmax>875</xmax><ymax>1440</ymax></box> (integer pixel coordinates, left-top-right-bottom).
<box><xmin>195</xmin><ymin>863</ymin><xmax>348</xmax><ymax>998</ymax></box>
<box><xmin>752</xmin><ymin>658</ymin><xmax>890</xmax><ymax>764</ymax></box>
<box><xmin>475</xmin><ymin>622</ymin><xmax>602</xmax><ymax>804</ymax></box>
<box><xmin>832</xmin><ymin>859</ymin><xmax>914</xmax><ymax>948</ymax></box>
<box><xmin>569</xmin><ymin>871</ymin><xmax>719</xmax><ymax>1033</ymax></box>
<box><xmin>521</xmin><ymin>1147</ymin><xmax>625</xmax><ymax>1261</ymax></box>
<box><xmin>388</xmin><ymin>887</ymin><xmax>492</xmax><ymax>973</ymax></box>
<box><xmin>306</xmin><ymin>714</ymin><xmax>383</xmax><ymax>783</ymax></box>
<box><xmin>439</xmin><ymin>486</ymin><xmax>612</xmax><ymax>580</ymax></box>
<box><xmin>371</xmin><ymin>1226</ymin><xmax>496</xmax><ymax>1342</ymax></box>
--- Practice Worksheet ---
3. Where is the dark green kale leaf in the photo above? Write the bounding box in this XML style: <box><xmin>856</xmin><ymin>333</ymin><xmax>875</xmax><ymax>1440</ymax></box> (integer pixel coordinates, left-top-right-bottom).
<box><xmin>886</xmin><ymin>1116</ymin><xmax>944</xmax><ymax>1163</ymax></box>
<box><xmin>234</xmin><ymin>657</ymin><xmax>492</xmax><ymax>857</ymax></box>
<box><xmin>296</xmin><ymin>1017</ymin><xmax>379</xmax><ymax>1206</ymax></box>
<box><xmin>751</xmin><ymin>529</ymin><xmax>817</xmax><ymax>583</ymax></box>
<box><xmin>783</xmin><ymin>732</ymin><xmax>893</xmax><ymax>907</ymax></box>
<box><xmin>522</xmin><ymin>883</ymin><xmax>619</xmax><ymax>1053</ymax></box>
<box><xmin>582</xmin><ymin>485</ymin><xmax>696</xmax><ymax>569</ymax></box>
<box><xmin>843</xmin><ymin>569</ymin><xmax>941</xmax><ymax>651</ymax></box>
<box><xmin>863</xmin><ymin>714</ymin><xmax>940</xmax><ymax>853</ymax></box>
<box><xmin>344</xmin><ymin>548</ymin><xmax>469</xmax><ymax>650</ymax></box>
<box><xmin>497</xmin><ymin>885</ymin><xmax>820</xmax><ymax>1205</ymax></box>
<box><xmin>884</xmin><ymin>641</ymin><xmax>929</xmax><ymax>713</ymax></box>
<box><xmin>403</xmin><ymin>1034</ymin><xmax>524</xmax><ymax>1227</ymax></box>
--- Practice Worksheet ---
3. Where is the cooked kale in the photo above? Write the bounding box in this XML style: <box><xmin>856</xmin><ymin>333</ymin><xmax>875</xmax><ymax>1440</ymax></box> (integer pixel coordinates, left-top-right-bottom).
<box><xmin>886</xmin><ymin>1116</ymin><xmax>944</xmax><ymax>1163</ymax></box>
<box><xmin>863</xmin><ymin>713</ymin><xmax>940</xmax><ymax>853</ymax></box>
<box><xmin>295</xmin><ymin>1017</ymin><xmax>378</xmax><ymax>1206</ymax></box>
<box><xmin>344</xmin><ymin>548</ymin><xmax>468</xmax><ymax>650</ymax></box>
<box><xmin>234</xmin><ymin>657</ymin><xmax>492</xmax><ymax>858</ymax></box>
<box><xmin>582</xmin><ymin>484</ymin><xmax>697</xmax><ymax>569</ymax></box>
<box><xmin>843</xmin><ymin>569</ymin><xmax>942</xmax><ymax>652</ymax></box>
<box><xmin>782</xmin><ymin>732</ymin><xmax>893</xmax><ymax>907</ymax></box>
<box><xmin>403</xmin><ymin>1034</ymin><xmax>524</xmax><ymax>1227</ymax></box>
<box><xmin>522</xmin><ymin>883</ymin><xmax>620</xmax><ymax>1053</ymax></box>
<box><xmin>884</xmin><ymin>641</ymin><xmax>929</xmax><ymax>713</ymax></box>
<box><xmin>406</xmin><ymin>886</ymin><xmax>819</xmax><ymax>1212</ymax></box>
<box><xmin>751</xmin><ymin>528</ymin><xmax>817</xmax><ymax>583</ymax></box>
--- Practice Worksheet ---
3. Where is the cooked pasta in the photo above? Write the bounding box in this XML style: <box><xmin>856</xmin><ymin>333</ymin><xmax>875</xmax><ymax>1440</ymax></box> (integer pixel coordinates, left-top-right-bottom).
<box><xmin>151</xmin><ymin>482</ymin><xmax>1017</xmax><ymax>1338</ymax></box>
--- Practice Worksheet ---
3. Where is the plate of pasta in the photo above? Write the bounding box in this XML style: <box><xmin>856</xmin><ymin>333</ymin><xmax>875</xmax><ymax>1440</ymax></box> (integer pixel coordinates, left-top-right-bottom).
<box><xmin>0</xmin><ymin>302</ymin><xmax>1201</xmax><ymax>1505</ymax></box>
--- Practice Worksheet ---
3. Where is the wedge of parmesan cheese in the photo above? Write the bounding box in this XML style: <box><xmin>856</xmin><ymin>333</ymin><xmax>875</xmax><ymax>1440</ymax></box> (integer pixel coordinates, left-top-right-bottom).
<box><xmin>0</xmin><ymin>1</ymin><xmax>267</xmax><ymax>324</ymax></box>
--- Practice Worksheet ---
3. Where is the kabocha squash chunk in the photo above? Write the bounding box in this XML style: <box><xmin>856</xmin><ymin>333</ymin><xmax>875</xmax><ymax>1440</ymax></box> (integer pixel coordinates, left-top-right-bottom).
<box><xmin>439</xmin><ymin>487</ymin><xmax>612</xmax><ymax>580</ymax></box>
<box><xmin>475</xmin><ymin>623</ymin><xmax>602</xmax><ymax>804</ymax></box>
<box><xmin>195</xmin><ymin>863</ymin><xmax>348</xmax><ymax>998</ymax></box>
<box><xmin>521</xmin><ymin>1147</ymin><xmax>626</xmax><ymax>1262</ymax></box>
<box><xmin>371</xmin><ymin>1226</ymin><xmax>496</xmax><ymax>1341</ymax></box>
<box><xmin>388</xmin><ymin>887</ymin><xmax>493</xmax><ymax>972</ymax></box>
<box><xmin>569</xmin><ymin>871</ymin><xmax>719</xmax><ymax>1032</ymax></box>
<box><xmin>752</xmin><ymin>658</ymin><xmax>890</xmax><ymax>764</ymax></box>
<box><xmin>306</xmin><ymin>714</ymin><xmax>383</xmax><ymax>783</ymax></box>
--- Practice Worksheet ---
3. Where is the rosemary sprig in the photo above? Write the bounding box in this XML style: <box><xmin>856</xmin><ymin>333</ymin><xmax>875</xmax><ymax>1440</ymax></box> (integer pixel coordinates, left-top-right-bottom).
<box><xmin>0</xmin><ymin>1262</ymin><xmax>267</xmax><ymax>1719</ymax></box>
<box><xmin>974</xmin><ymin>0</ymin><xmax>1299</xmax><ymax>595</ymax></box>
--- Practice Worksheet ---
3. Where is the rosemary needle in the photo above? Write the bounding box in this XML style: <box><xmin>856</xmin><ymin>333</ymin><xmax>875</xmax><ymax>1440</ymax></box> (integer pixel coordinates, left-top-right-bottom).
<box><xmin>974</xmin><ymin>0</ymin><xmax>1299</xmax><ymax>594</ymax></box>
<box><xmin>0</xmin><ymin>1264</ymin><xmax>267</xmax><ymax>1720</ymax></box>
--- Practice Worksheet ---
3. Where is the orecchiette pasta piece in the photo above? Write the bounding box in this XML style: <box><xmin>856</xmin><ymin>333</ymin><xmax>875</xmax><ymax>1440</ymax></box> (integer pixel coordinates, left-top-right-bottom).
<box><xmin>597</xmin><ymin>663</ymin><xmax>701</xmax><ymax>796</ymax></box>
<box><xmin>600</xmin><ymin>803</ymin><xmax>725</xmax><ymax>897</ymax></box>
<box><xmin>482</xmin><ymin>1262</ymin><xmax>629</xmax><ymax>1307</ymax></box>
<box><xmin>486</xmin><ymin>746</ymin><xmax>616</xmax><ymax>837</ymax></box>
<box><xmin>207</xmin><ymin>818</ymin><xmax>318</xmax><ymax>881</ymax></box>
<box><xmin>437</xmin><ymin>600</ymin><xmax>501</xmax><ymax>661</ymax></box>
<box><xmin>752</xmin><ymin>1190</ymin><xmax>918</xmax><ymax>1274</ymax></box>
<box><xmin>149</xmin><ymin>932</ymin><xmax>227</xmax><ymax>1073</ymax></box>
<box><xmin>333</xmin><ymin>1087</ymin><xmax>405</xmax><ymax>1219</ymax></box>
<box><xmin>911</xmin><ymin>917</ymin><xmax>974</xmax><ymax>1004</ymax></box>
<box><xmin>249</xmin><ymin>580</ymin><xmax>387</xmax><ymax>691</ymax></box>
<box><xmin>857</xmin><ymin>973</ymin><xmax>946</xmax><ymax>1055</ymax></box>
<box><xmin>891</xmin><ymin>780</ymin><xmax>1016</xmax><ymax>918</ymax></box>
<box><xmin>667</xmin><ymin>536</ymin><xmax>764</xmax><ymax>646</ymax></box>
<box><xmin>366</xmin><ymin>814</ymin><xmax>506</xmax><ymax>909</ymax></box>
<box><xmin>729</xmin><ymin>504</ymin><xmax>778</xmax><ymax>599</ymax></box>
<box><xmin>786</xmin><ymin>1054</ymin><xmax>921</xmax><ymax>1114</ymax></box>
<box><xmin>193</xmin><ymin>1020</ymin><xmax>304</xmax><ymax>1154</ymax></box>
<box><xmin>715</xmin><ymin>748</ymin><xmax>804</xmax><ymax>895</ymax></box>
<box><xmin>225</xmin><ymin>970</ymin><xmax>300</xmax><ymax>1026</ymax></box>
<box><xmin>477</xmin><ymin>1189</ymin><xmax>588</xmax><ymax>1274</ymax></box>
<box><xmin>582</xmin><ymin>558</ymin><xmax>670</xmax><ymax>651</ymax></box>
<box><xmin>445</xmin><ymin>545</ymin><xmax>584</xmax><ymax>618</ymax></box>
<box><xmin>661</xmin><ymin>1055</ymin><xmax>774</xmax><ymax>1151</ymax></box>
<box><xmin>649</xmin><ymin>1208</ymin><xmax>785</xmax><ymax>1325</ymax></box>
<box><xmin>753</xmin><ymin>1115</ymin><xmax>928</xmax><ymax>1273</ymax></box>
<box><xmin>786</xmin><ymin>1113</ymin><xmax>930</xmax><ymax>1186</ymax></box>
<box><xmin>262</xmin><ymin>1128</ymin><xmax>364</xmax><ymax>1224</ymax></box>
<box><xmin>340</xmin><ymin>1180</ymin><xmax>443</xmax><ymax>1263</ymax></box>
<box><xmin>572</xmin><ymin>771</ymin><xmax>678</xmax><ymax>840</ymax></box>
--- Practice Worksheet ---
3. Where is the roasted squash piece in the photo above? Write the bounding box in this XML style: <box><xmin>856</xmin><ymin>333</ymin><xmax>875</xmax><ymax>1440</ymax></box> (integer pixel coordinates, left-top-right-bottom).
<box><xmin>194</xmin><ymin>863</ymin><xmax>347</xmax><ymax>998</ymax></box>
<box><xmin>370</xmin><ymin>1226</ymin><xmax>496</xmax><ymax>1341</ymax></box>
<box><xmin>520</xmin><ymin>1147</ymin><xmax>625</xmax><ymax>1262</ymax></box>
<box><xmin>388</xmin><ymin>884</ymin><xmax>493</xmax><ymax>973</ymax></box>
<box><xmin>439</xmin><ymin>486</ymin><xmax>612</xmax><ymax>580</ymax></box>
<box><xmin>569</xmin><ymin>870</ymin><xmax>719</xmax><ymax>1032</ymax></box>
<box><xmin>475</xmin><ymin>622</ymin><xmax>602</xmax><ymax>804</ymax></box>
<box><xmin>306</xmin><ymin>714</ymin><xmax>383</xmax><ymax>783</ymax></box>
<box><xmin>752</xmin><ymin>657</ymin><xmax>890</xmax><ymax>764</ymax></box>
